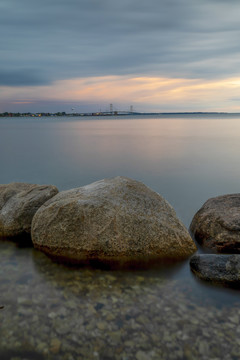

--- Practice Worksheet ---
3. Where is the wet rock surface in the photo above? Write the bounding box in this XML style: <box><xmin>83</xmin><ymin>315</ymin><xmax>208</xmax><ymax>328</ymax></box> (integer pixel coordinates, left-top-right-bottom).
<box><xmin>190</xmin><ymin>254</ymin><xmax>240</xmax><ymax>287</ymax></box>
<box><xmin>0</xmin><ymin>182</ymin><xmax>58</xmax><ymax>238</ymax></box>
<box><xmin>1</xmin><ymin>241</ymin><xmax>240</xmax><ymax>360</ymax></box>
<box><xmin>190</xmin><ymin>194</ymin><xmax>240</xmax><ymax>253</ymax></box>
<box><xmin>32</xmin><ymin>176</ymin><xmax>196</xmax><ymax>263</ymax></box>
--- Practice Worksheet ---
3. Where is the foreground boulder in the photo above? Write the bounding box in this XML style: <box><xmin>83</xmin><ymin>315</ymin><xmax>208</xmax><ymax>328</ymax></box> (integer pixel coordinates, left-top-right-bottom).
<box><xmin>32</xmin><ymin>177</ymin><xmax>196</xmax><ymax>264</ymax></box>
<box><xmin>190</xmin><ymin>194</ymin><xmax>240</xmax><ymax>253</ymax></box>
<box><xmin>190</xmin><ymin>254</ymin><xmax>240</xmax><ymax>287</ymax></box>
<box><xmin>0</xmin><ymin>183</ymin><xmax>58</xmax><ymax>238</ymax></box>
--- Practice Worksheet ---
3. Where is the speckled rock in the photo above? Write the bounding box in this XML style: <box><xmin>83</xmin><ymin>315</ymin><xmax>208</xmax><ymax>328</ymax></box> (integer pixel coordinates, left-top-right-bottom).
<box><xmin>190</xmin><ymin>194</ymin><xmax>240</xmax><ymax>253</ymax></box>
<box><xmin>0</xmin><ymin>183</ymin><xmax>58</xmax><ymax>238</ymax></box>
<box><xmin>190</xmin><ymin>254</ymin><xmax>240</xmax><ymax>286</ymax></box>
<box><xmin>32</xmin><ymin>176</ymin><xmax>196</xmax><ymax>263</ymax></box>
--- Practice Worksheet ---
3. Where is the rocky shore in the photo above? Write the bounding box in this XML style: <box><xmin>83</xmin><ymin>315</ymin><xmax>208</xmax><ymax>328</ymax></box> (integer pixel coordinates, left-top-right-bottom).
<box><xmin>1</xmin><ymin>179</ymin><xmax>240</xmax><ymax>359</ymax></box>
<box><xmin>1</xmin><ymin>178</ymin><xmax>240</xmax><ymax>287</ymax></box>
<box><xmin>0</xmin><ymin>177</ymin><xmax>196</xmax><ymax>264</ymax></box>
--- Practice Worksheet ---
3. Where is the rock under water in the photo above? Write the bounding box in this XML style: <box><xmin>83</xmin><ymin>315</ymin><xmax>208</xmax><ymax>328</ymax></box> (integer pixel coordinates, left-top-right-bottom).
<box><xmin>190</xmin><ymin>254</ymin><xmax>240</xmax><ymax>287</ymax></box>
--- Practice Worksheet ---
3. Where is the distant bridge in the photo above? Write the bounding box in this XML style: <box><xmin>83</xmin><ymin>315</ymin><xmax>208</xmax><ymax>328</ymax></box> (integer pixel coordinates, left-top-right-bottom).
<box><xmin>71</xmin><ymin>104</ymin><xmax>141</xmax><ymax>116</ymax></box>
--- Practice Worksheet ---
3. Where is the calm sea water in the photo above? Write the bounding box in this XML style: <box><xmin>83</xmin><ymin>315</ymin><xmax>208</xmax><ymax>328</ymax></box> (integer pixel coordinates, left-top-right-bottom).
<box><xmin>0</xmin><ymin>114</ymin><xmax>240</xmax><ymax>359</ymax></box>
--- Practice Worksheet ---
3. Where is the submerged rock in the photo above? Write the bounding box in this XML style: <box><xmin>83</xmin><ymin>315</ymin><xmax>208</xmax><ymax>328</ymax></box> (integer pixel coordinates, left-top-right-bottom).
<box><xmin>190</xmin><ymin>254</ymin><xmax>240</xmax><ymax>286</ymax></box>
<box><xmin>0</xmin><ymin>182</ymin><xmax>58</xmax><ymax>238</ymax></box>
<box><xmin>190</xmin><ymin>194</ymin><xmax>240</xmax><ymax>253</ymax></box>
<box><xmin>32</xmin><ymin>176</ymin><xmax>196</xmax><ymax>264</ymax></box>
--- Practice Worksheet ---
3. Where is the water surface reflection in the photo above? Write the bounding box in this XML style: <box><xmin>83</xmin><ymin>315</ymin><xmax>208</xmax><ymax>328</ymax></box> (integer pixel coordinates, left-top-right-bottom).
<box><xmin>1</xmin><ymin>115</ymin><xmax>240</xmax><ymax>226</ymax></box>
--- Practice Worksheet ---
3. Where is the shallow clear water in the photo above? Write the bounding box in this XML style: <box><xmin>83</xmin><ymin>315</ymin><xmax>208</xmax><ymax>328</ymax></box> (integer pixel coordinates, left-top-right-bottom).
<box><xmin>1</xmin><ymin>114</ymin><xmax>240</xmax><ymax>359</ymax></box>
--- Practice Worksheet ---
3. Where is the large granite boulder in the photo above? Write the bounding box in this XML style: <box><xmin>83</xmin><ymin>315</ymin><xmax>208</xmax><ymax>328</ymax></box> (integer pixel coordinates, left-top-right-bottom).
<box><xmin>190</xmin><ymin>194</ymin><xmax>240</xmax><ymax>253</ymax></box>
<box><xmin>32</xmin><ymin>177</ymin><xmax>196</xmax><ymax>264</ymax></box>
<box><xmin>0</xmin><ymin>183</ymin><xmax>58</xmax><ymax>238</ymax></box>
<box><xmin>190</xmin><ymin>254</ymin><xmax>240</xmax><ymax>287</ymax></box>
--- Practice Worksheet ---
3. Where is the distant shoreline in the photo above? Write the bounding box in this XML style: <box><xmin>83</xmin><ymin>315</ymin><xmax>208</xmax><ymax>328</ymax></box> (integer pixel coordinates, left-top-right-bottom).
<box><xmin>1</xmin><ymin>111</ymin><xmax>240</xmax><ymax>118</ymax></box>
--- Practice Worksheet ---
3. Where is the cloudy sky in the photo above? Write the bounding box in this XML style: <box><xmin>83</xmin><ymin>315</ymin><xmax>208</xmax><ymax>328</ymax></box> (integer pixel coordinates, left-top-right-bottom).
<box><xmin>1</xmin><ymin>0</ymin><xmax>240</xmax><ymax>113</ymax></box>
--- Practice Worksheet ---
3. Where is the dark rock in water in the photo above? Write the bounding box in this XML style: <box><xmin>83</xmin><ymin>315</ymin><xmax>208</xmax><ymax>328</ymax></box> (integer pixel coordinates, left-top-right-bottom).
<box><xmin>0</xmin><ymin>182</ymin><xmax>58</xmax><ymax>239</ymax></box>
<box><xmin>0</xmin><ymin>349</ymin><xmax>44</xmax><ymax>360</ymax></box>
<box><xmin>190</xmin><ymin>194</ymin><xmax>240</xmax><ymax>253</ymax></box>
<box><xmin>190</xmin><ymin>254</ymin><xmax>240</xmax><ymax>286</ymax></box>
<box><xmin>32</xmin><ymin>176</ymin><xmax>196</xmax><ymax>264</ymax></box>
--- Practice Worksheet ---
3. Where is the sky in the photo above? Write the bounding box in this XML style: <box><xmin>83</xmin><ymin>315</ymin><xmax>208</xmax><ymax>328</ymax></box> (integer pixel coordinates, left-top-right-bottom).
<box><xmin>1</xmin><ymin>0</ymin><xmax>240</xmax><ymax>113</ymax></box>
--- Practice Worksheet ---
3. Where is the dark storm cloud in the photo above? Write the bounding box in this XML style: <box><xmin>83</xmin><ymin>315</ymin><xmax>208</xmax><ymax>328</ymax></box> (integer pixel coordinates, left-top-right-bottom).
<box><xmin>0</xmin><ymin>69</ymin><xmax>49</xmax><ymax>86</ymax></box>
<box><xmin>1</xmin><ymin>0</ymin><xmax>240</xmax><ymax>87</ymax></box>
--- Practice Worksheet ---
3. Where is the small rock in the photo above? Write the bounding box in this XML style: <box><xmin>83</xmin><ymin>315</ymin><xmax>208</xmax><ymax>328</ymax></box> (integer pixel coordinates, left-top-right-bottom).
<box><xmin>17</xmin><ymin>297</ymin><xmax>32</xmax><ymax>305</ymax></box>
<box><xmin>95</xmin><ymin>302</ymin><xmax>105</xmax><ymax>311</ymax></box>
<box><xmin>48</xmin><ymin>312</ymin><xmax>57</xmax><ymax>319</ymax></box>
<box><xmin>97</xmin><ymin>322</ymin><xmax>107</xmax><ymax>330</ymax></box>
<box><xmin>136</xmin><ymin>350</ymin><xmax>150</xmax><ymax>360</ymax></box>
<box><xmin>198</xmin><ymin>341</ymin><xmax>209</xmax><ymax>356</ymax></box>
<box><xmin>190</xmin><ymin>254</ymin><xmax>240</xmax><ymax>286</ymax></box>
<box><xmin>50</xmin><ymin>338</ymin><xmax>61</xmax><ymax>354</ymax></box>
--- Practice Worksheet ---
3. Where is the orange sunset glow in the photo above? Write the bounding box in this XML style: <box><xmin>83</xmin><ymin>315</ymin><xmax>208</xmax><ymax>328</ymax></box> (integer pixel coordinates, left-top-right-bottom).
<box><xmin>2</xmin><ymin>75</ymin><xmax>240</xmax><ymax>113</ymax></box>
